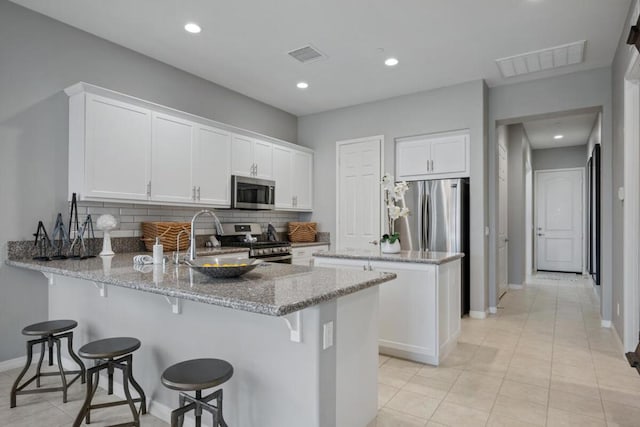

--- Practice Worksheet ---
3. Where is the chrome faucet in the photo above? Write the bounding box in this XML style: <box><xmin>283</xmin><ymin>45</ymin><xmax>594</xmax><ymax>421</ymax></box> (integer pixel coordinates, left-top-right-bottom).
<box><xmin>188</xmin><ymin>210</ymin><xmax>224</xmax><ymax>261</ymax></box>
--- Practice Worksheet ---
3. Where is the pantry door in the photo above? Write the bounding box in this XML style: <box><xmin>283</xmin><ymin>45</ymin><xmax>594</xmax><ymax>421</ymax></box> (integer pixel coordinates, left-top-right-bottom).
<box><xmin>535</xmin><ymin>168</ymin><xmax>584</xmax><ymax>273</ymax></box>
<box><xmin>336</xmin><ymin>136</ymin><xmax>383</xmax><ymax>251</ymax></box>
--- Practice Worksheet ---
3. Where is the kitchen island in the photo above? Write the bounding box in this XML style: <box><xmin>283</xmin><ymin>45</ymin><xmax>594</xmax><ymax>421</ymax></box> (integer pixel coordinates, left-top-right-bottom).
<box><xmin>6</xmin><ymin>252</ymin><xmax>396</xmax><ymax>427</ymax></box>
<box><xmin>314</xmin><ymin>249</ymin><xmax>463</xmax><ymax>365</ymax></box>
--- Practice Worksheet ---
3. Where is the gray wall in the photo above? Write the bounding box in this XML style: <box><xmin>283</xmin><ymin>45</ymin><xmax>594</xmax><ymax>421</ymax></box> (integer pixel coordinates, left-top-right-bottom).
<box><xmin>0</xmin><ymin>1</ymin><xmax>298</xmax><ymax>362</ymax></box>
<box><xmin>298</xmin><ymin>80</ymin><xmax>490</xmax><ymax>315</ymax></box>
<box><xmin>507</xmin><ymin>125</ymin><xmax>528</xmax><ymax>285</ymax></box>
<box><xmin>532</xmin><ymin>145</ymin><xmax>589</xmax><ymax>171</ymax></box>
<box><xmin>489</xmin><ymin>67</ymin><xmax>613</xmax><ymax>321</ymax></box>
<box><xmin>611</xmin><ymin>0</ymin><xmax>638</xmax><ymax>338</ymax></box>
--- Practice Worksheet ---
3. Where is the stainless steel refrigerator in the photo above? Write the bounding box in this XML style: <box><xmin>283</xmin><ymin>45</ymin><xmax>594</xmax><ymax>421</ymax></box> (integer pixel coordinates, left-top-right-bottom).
<box><xmin>397</xmin><ymin>179</ymin><xmax>470</xmax><ymax>315</ymax></box>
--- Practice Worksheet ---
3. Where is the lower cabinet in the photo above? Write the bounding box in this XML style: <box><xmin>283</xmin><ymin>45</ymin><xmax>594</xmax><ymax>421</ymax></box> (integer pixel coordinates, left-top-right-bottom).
<box><xmin>314</xmin><ymin>257</ymin><xmax>461</xmax><ymax>365</ymax></box>
<box><xmin>292</xmin><ymin>244</ymin><xmax>330</xmax><ymax>266</ymax></box>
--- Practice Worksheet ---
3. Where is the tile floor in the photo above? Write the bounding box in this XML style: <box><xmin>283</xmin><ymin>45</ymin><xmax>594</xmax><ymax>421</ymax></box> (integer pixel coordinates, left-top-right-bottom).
<box><xmin>2</xmin><ymin>274</ymin><xmax>640</xmax><ymax>426</ymax></box>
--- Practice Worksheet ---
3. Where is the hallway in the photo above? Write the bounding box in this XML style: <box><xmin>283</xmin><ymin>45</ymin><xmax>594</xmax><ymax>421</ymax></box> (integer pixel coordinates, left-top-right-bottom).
<box><xmin>374</xmin><ymin>275</ymin><xmax>640</xmax><ymax>426</ymax></box>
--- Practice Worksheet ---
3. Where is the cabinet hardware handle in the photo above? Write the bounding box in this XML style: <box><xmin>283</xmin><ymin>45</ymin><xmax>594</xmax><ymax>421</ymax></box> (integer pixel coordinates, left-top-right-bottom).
<box><xmin>431</xmin><ymin>159</ymin><xmax>434</xmax><ymax>171</ymax></box>
<box><xmin>147</xmin><ymin>181</ymin><xmax>151</xmax><ymax>197</ymax></box>
<box><xmin>197</xmin><ymin>186</ymin><xmax>201</xmax><ymax>201</ymax></box>
<box><xmin>192</xmin><ymin>186</ymin><xmax>196</xmax><ymax>201</ymax></box>
<box><xmin>255</xmin><ymin>163</ymin><xmax>258</xmax><ymax>176</ymax></box>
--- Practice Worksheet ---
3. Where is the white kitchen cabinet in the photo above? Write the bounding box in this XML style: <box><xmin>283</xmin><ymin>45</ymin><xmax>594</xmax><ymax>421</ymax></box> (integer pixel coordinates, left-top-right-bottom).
<box><xmin>71</xmin><ymin>93</ymin><xmax>152</xmax><ymax>201</ymax></box>
<box><xmin>231</xmin><ymin>134</ymin><xmax>273</xmax><ymax>179</ymax></box>
<box><xmin>292</xmin><ymin>244</ymin><xmax>329</xmax><ymax>266</ymax></box>
<box><xmin>314</xmin><ymin>257</ymin><xmax>461</xmax><ymax>365</ymax></box>
<box><xmin>194</xmin><ymin>126</ymin><xmax>232</xmax><ymax>206</ymax></box>
<box><xmin>396</xmin><ymin>130</ymin><xmax>469</xmax><ymax>180</ymax></box>
<box><xmin>272</xmin><ymin>146</ymin><xmax>313</xmax><ymax>211</ymax></box>
<box><xmin>151</xmin><ymin>113</ymin><xmax>195</xmax><ymax>203</ymax></box>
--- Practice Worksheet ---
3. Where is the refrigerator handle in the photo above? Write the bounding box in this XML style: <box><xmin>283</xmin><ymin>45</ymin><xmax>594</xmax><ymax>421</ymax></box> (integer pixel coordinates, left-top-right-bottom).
<box><xmin>417</xmin><ymin>182</ymin><xmax>423</xmax><ymax>252</ymax></box>
<box><xmin>451</xmin><ymin>183</ymin><xmax>459</xmax><ymax>252</ymax></box>
<box><xmin>423</xmin><ymin>183</ymin><xmax>429</xmax><ymax>252</ymax></box>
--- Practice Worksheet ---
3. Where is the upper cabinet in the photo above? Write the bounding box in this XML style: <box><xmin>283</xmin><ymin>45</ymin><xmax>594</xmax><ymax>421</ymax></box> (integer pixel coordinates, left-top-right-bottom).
<box><xmin>65</xmin><ymin>82</ymin><xmax>311</xmax><ymax>210</ymax></box>
<box><xmin>76</xmin><ymin>93</ymin><xmax>152</xmax><ymax>201</ymax></box>
<box><xmin>396</xmin><ymin>130</ymin><xmax>470</xmax><ymax>180</ymax></box>
<box><xmin>231</xmin><ymin>135</ymin><xmax>273</xmax><ymax>179</ymax></box>
<box><xmin>272</xmin><ymin>146</ymin><xmax>313</xmax><ymax>211</ymax></box>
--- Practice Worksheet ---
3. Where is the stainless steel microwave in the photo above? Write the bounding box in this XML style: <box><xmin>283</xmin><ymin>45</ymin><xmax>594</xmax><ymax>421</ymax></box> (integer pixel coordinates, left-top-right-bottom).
<box><xmin>231</xmin><ymin>175</ymin><xmax>275</xmax><ymax>210</ymax></box>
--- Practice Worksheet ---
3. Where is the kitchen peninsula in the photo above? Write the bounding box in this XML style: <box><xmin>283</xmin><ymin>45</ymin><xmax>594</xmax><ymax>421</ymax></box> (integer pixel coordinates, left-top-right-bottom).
<box><xmin>6</xmin><ymin>252</ymin><xmax>396</xmax><ymax>427</ymax></box>
<box><xmin>314</xmin><ymin>249</ymin><xmax>463</xmax><ymax>366</ymax></box>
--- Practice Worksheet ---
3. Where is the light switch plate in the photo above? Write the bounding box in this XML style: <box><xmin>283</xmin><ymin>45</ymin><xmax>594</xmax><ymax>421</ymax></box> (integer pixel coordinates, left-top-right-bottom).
<box><xmin>323</xmin><ymin>321</ymin><xmax>334</xmax><ymax>350</ymax></box>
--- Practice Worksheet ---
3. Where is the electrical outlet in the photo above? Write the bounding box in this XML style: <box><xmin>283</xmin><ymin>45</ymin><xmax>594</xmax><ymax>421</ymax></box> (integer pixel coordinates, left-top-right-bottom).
<box><xmin>323</xmin><ymin>321</ymin><xmax>334</xmax><ymax>350</ymax></box>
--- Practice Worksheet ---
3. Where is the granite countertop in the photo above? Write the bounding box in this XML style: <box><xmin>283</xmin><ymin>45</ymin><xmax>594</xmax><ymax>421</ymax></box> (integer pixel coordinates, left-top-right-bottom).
<box><xmin>312</xmin><ymin>249</ymin><xmax>464</xmax><ymax>265</ymax></box>
<box><xmin>290</xmin><ymin>242</ymin><xmax>331</xmax><ymax>248</ymax></box>
<box><xmin>6</xmin><ymin>253</ymin><xmax>396</xmax><ymax>317</ymax></box>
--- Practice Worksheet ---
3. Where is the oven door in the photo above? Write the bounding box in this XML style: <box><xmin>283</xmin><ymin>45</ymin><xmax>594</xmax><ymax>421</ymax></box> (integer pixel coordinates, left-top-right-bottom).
<box><xmin>257</xmin><ymin>254</ymin><xmax>292</xmax><ymax>264</ymax></box>
<box><xmin>232</xmin><ymin>175</ymin><xmax>275</xmax><ymax>210</ymax></box>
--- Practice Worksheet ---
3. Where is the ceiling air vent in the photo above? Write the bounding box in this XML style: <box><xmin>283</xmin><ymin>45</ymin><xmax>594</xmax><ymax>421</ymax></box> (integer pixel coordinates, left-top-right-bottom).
<box><xmin>287</xmin><ymin>44</ymin><xmax>326</xmax><ymax>63</ymax></box>
<box><xmin>496</xmin><ymin>40</ymin><xmax>586</xmax><ymax>78</ymax></box>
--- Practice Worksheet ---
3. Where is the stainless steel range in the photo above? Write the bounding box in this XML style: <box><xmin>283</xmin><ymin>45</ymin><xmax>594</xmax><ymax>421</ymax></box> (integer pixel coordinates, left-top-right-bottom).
<box><xmin>219</xmin><ymin>223</ymin><xmax>292</xmax><ymax>263</ymax></box>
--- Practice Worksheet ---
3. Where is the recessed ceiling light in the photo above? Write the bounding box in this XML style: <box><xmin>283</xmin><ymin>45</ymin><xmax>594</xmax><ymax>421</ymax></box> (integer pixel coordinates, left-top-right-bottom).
<box><xmin>385</xmin><ymin>57</ymin><xmax>399</xmax><ymax>67</ymax></box>
<box><xmin>184</xmin><ymin>22</ymin><xmax>201</xmax><ymax>34</ymax></box>
<box><xmin>296</xmin><ymin>82</ymin><xmax>309</xmax><ymax>89</ymax></box>
<box><xmin>554</xmin><ymin>134</ymin><xmax>564</xmax><ymax>140</ymax></box>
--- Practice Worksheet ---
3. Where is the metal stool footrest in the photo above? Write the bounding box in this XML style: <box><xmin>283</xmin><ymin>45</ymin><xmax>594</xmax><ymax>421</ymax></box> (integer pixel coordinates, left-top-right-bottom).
<box><xmin>73</xmin><ymin>353</ymin><xmax>146</xmax><ymax>427</ymax></box>
<box><xmin>10</xmin><ymin>331</ymin><xmax>86</xmax><ymax>408</ymax></box>
<box><xmin>171</xmin><ymin>389</ymin><xmax>227</xmax><ymax>427</ymax></box>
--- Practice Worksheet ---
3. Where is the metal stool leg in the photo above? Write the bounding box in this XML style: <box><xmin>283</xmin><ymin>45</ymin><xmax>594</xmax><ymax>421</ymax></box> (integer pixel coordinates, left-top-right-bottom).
<box><xmin>73</xmin><ymin>367</ymin><xmax>97</xmax><ymax>427</ymax></box>
<box><xmin>53</xmin><ymin>337</ymin><xmax>69</xmax><ymax>403</ymax></box>
<box><xmin>195</xmin><ymin>390</ymin><xmax>202</xmax><ymax>427</ymax></box>
<box><xmin>217</xmin><ymin>389</ymin><xmax>227</xmax><ymax>427</ymax></box>
<box><xmin>121</xmin><ymin>357</ymin><xmax>140</xmax><ymax>427</ymax></box>
<box><xmin>127</xmin><ymin>356</ymin><xmax>146</xmax><ymax>414</ymax></box>
<box><xmin>107</xmin><ymin>361</ymin><xmax>114</xmax><ymax>395</ymax></box>
<box><xmin>35</xmin><ymin>341</ymin><xmax>45</xmax><ymax>387</ymax></box>
<box><xmin>178</xmin><ymin>394</ymin><xmax>186</xmax><ymax>427</ymax></box>
<box><xmin>66</xmin><ymin>332</ymin><xmax>86</xmax><ymax>384</ymax></box>
<box><xmin>10</xmin><ymin>340</ymin><xmax>35</xmax><ymax>408</ymax></box>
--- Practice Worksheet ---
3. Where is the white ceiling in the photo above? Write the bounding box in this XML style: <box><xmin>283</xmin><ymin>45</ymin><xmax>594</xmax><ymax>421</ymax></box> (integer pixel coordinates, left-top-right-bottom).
<box><xmin>523</xmin><ymin>112</ymin><xmax>599</xmax><ymax>149</ymax></box>
<box><xmin>11</xmin><ymin>0</ymin><xmax>632</xmax><ymax>116</ymax></box>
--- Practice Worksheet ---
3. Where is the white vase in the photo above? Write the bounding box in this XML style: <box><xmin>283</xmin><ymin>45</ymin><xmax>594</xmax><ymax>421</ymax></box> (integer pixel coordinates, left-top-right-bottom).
<box><xmin>100</xmin><ymin>230</ymin><xmax>115</xmax><ymax>256</ymax></box>
<box><xmin>381</xmin><ymin>240</ymin><xmax>401</xmax><ymax>254</ymax></box>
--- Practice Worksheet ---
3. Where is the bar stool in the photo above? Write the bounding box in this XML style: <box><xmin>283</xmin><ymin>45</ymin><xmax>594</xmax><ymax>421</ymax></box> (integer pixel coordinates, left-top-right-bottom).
<box><xmin>73</xmin><ymin>337</ymin><xmax>147</xmax><ymax>427</ymax></box>
<box><xmin>10</xmin><ymin>319</ymin><xmax>86</xmax><ymax>407</ymax></box>
<box><xmin>161</xmin><ymin>358</ymin><xmax>233</xmax><ymax>427</ymax></box>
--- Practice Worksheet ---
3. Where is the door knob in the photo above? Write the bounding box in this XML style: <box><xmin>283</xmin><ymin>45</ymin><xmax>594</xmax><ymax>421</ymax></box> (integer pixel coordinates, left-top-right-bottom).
<box><xmin>537</xmin><ymin>233</ymin><xmax>544</xmax><ymax>236</ymax></box>
<box><xmin>369</xmin><ymin>240</ymin><xmax>378</xmax><ymax>246</ymax></box>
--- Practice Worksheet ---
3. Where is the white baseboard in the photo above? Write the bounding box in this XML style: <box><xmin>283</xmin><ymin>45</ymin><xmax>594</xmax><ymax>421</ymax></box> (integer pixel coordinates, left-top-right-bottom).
<box><xmin>488</xmin><ymin>306</ymin><xmax>497</xmax><ymax>314</ymax></box>
<box><xmin>508</xmin><ymin>283</ymin><xmax>524</xmax><ymax>290</ymax></box>
<box><xmin>469</xmin><ymin>310</ymin><xmax>487</xmax><ymax>320</ymax></box>
<box><xmin>601</xmin><ymin>320</ymin><xmax>612</xmax><ymax>328</ymax></box>
<box><xmin>0</xmin><ymin>353</ymin><xmax>43</xmax><ymax>373</ymax></box>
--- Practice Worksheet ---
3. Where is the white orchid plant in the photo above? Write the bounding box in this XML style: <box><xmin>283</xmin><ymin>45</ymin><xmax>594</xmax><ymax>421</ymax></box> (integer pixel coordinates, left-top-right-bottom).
<box><xmin>381</xmin><ymin>173</ymin><xmax>409</xmax><ymax>244</ymax></box>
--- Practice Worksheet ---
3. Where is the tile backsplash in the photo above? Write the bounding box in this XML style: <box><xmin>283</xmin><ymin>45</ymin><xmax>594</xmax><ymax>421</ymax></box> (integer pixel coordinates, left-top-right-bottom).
<box><xmin>74</xmin><ymin>201</ymin><xmax>309</xmax><ymax>238</ymax></box>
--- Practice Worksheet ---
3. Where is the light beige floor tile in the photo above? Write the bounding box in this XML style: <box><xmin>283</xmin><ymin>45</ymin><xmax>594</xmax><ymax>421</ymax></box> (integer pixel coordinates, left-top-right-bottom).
<box><xmin>384</xmin><ymin>358</ymin><xmax>425</xmax><ymax>372</ymax></box>
<box><xmin>596</xmin><ymin>370</ymin><xmax>640</xmax><ymax>393</ymax></box>
<box><xmin>546</xmin><ymin>407</ymin><xmax>606</xmax><ymax>427</ymax></box>
<box><xmin>491</xmin><ymin>394</ymin><xmax>547</xmax><ymax>426</ymax></box>
<box><xmin>430</xmin><ymin>401</ymin><xmax>490</xmax><ymax>427</ymax></box>
<box><xmin>379</xmin><ymin>383</ymin><xmax>400</xmax><ymax>408</ymax></box>
<box><xmin>552</xmin><ymin>344</ymin><xmax>594</xmax><ymax>367</ymax></box>
<box><xmin>599</xmin><ymin>384</ymin><xmax>640</xmax><ymax>409</ymax></box>
<box><xmin>6</xmin><ymin>404</ymin><xmax>73</xmax><ymax>427</ymax></box>
<box><xmin>551</xmin><ymin>361</ymin><xmax>597</xmax><ymax>384</ymax></box>
<box><xmin>548</xmin><ymin>389</ymin><xmax>604</xmax><ymax>420</ymax></box>
<box><xmin>379</xmin><ymin>355</ymin><xmax>391</xmax><ymax>366</ymax></box>
<box><xmin>415</xmin><ymin>366</ymin><xmax>462</xmax><ymax>386</ymax></box>
<box><xmin>498</xmin><ymin>378</ymin><xmax>549</xmax><ymax>406</ymax></box>
<box><xmin>486</xmin><ymin>412</ymin><xmax>540</xmax><ymax>427</ymax></box>
<box><xmin>443</xmin><ymin>390</ymin><xmax>497</xmax><ymax>412</ymax></box>
<box><xmin>550</xmin><ymin>374</ymin><xmax>601</xmax><ymax>400</ymax></box>
<box><xmin>603</xmin><ymin>399</ymin><xmax>640</xmax><ymax>427</ymax></box>
<box><xmin>371</xmin><ymin>408</ymin><xmax>428</xmax><ymax>427</ymax></box>
<box><xmin>379</xmin><ymin>365</ymin><xmax>417</xmax><ymax>388</ymax></box>
<box><xmin>401</xmin><ymin>375</ymin><xmax>450</xmax><ymax>400</ymax></box>
<box><xmin>449</xmin><ymin>371</ymin><xmax>503</xmax><ymax>396</ymax></box>
<box><xmin>386</xmin><ymin>390</ymin><xmax>441</xmax><ymax>420</ymax></box>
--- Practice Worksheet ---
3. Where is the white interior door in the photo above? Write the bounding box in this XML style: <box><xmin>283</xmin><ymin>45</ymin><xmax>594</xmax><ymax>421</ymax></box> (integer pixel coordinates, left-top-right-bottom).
<box><xmin>337</xmin><ymin>137</ymin><xmax>382</xmax><ymax>250</ymax></box>
<box><xmin>535</xmin><ymin>169</ymin><xmax>583</xmax><ymax>273</ymax></box>
<box><xmin>497</xmin><ymin>138</ymin><xmax>509</xmax><ymax>296</ymax></box>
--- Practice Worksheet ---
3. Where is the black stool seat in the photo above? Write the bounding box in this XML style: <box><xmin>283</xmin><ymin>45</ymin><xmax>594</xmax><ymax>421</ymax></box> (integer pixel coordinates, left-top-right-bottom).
<box><xmin>79</xmin><ymin>337</ymin><xmax>141</xmax><ymax>359</ymax></box>
<box><xmin>161</xmin><ymin>358</ymin><xmax>233</xmax><ymax>426</ymax></box>
<box><xmin>162</xmin><ymin>358</ymin><xmax>233</xmax><ymax>391</ymax></box>
<box><xmin>22</xmin><ymin>319</ymin><xmax>77</xmax><ymax>336</ymax></box>
<box><xmin>73</xmin><ymin>337</ymin><xmax>146</xmax><ymax>427</ymax></box>
<box><xmin>11</xmin><ymin>319</ymin><xmax>85</xmax><ymax>408</ymax></box>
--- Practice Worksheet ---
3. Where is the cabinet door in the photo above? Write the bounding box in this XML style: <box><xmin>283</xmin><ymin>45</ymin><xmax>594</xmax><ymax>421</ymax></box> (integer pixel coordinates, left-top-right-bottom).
<box><xmin>254</xmin><ymin>139</ymin><xmax>273</xmax><ymax>179</ymax></box>
<box><xmin>396</xmin><ymin>139</ymin><xmax>430</xmax><ymax>179</ymax></box>
<box><xmin>272</xmin><ymin>145</ymin><xmax>293</xmax><ymax>209</ymax></box>
<box><xmin>430</xmin><ymin>133</ymin><xmax>469</xmax><ymax>176</ymax></box>
<box><xmin>151</xmin><ymin>113</ymin><xmax>194</xmax><ymax>203</ymax></box>
<box><xmin>292</xmin><ymin>150</ymin><xmax>313</xmax><ymax>210</ymax></box>
<box><xmin>194</xmin><ymin>126</ymin><xmax>231</xmax><ymax>206</ymax></box>
<box><xmin>231</xmin><ymin>134</ymin><xmax>255</xmax><ymax>177</ymax></box>
<box><xmin>84</xmin><ymin>94</ymin><xmax>151</xmax><ymax>200</ymax></box>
